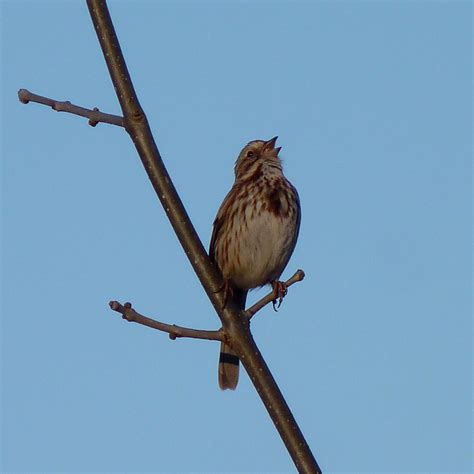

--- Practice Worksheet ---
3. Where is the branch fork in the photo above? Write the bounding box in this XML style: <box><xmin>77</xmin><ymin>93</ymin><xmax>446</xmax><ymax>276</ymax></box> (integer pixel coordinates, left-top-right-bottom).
<box><xmin>109</xmin><ymin>269</ymin><xmax>305</xmax><ymax>342</ymax></box>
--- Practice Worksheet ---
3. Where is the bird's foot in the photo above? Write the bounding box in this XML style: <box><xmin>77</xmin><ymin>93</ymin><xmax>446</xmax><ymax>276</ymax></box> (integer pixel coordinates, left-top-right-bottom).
<box><xmin>271</xmin><ymin>280</ymin><xmax>288</xmax><ymax>311</ymax></box>
<box><xmin>213</xmin><ymin>279</ymin><xmax>233</xmax><ymax>309</ymax></box>
<box><xmin>221</xmin><ymin>280</ymin><xmax>233</xmax><ymax>309</ymax></box>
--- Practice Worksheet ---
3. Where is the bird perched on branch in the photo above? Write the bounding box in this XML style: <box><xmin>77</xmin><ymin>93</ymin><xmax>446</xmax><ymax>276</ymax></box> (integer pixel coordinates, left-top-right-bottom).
<box><xmin>209</xmin><ymin>137</ymin><xmax>301</xmax><ymax>389</ymax></box>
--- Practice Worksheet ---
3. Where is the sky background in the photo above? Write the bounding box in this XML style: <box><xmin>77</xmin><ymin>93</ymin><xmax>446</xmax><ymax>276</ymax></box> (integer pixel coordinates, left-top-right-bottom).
<box><xmin>1</xmin><ymin>1</ymin><xmax>472</xmax><ymax>473</ymax></box>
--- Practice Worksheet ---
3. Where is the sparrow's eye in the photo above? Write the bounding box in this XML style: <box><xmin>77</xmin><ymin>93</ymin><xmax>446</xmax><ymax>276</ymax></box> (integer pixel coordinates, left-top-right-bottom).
<box><xmin>246</xmin><ymin>150</ymin><xmax>255</xmax><ymax>158</ymax></box>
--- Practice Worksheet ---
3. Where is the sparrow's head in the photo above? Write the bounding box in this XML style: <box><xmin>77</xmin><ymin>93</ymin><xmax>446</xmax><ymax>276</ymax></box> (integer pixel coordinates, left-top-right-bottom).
<box><xmin>234</xmin><ymin>136</ymin><xmax>282</xmax><ymax>180</ymax></box>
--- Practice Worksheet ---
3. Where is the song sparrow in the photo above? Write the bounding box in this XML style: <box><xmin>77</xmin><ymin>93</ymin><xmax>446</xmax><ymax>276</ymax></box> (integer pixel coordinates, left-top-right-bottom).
<box><xmin>209</xmin><ymin>137</ymin><xmax>301</xmax><ymax>390</ymax></box>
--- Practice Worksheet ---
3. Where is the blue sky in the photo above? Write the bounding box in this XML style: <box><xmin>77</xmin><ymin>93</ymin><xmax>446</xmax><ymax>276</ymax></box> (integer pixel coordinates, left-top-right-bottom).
<box><xmin>2</xmin><ymin>1</ymin><xmax>471</xmax><ymax>472</ymax></box>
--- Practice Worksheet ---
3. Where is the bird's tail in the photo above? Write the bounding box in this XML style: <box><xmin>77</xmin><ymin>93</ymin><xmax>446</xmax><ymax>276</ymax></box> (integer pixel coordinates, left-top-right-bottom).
<box><xmin>218</xmin><ymin>288</ymin><xmax>247</xmax><ymax>390</ymax></box>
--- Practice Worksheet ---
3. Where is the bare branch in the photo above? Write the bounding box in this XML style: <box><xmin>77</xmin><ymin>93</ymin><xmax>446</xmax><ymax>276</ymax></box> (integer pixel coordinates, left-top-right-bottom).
<box><xmin>109</xmin><ymin>301</ymin><xmax>223</xmax><ymax>341</ymax></box>
<box><xmin>87</xmin><ymin>1</ymin><xmax>321</xmax><ymax>470</ymax></box>
<box><xmin>18</xmin><ymin>88</ymin><xmax>124</xmax><ymax>127</ymax></box>
<box><xmin>245</xmin><ymin>269</ymin><xmax>305</xmax><ymax>320</ymax></box>
<box><xmin>19</xmin><ymin>1</ymin><xmax>322</xmax><ymax>472</ymax></box>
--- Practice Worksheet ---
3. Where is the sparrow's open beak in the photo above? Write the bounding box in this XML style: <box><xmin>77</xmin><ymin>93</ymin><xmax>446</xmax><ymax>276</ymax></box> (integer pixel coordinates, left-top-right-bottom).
<box><xmin>262</xmin><ymin>136</ymin><xmax>281</xmax><ymax>157</ymax></box>
<box><xmin>265</xmin><ymin>136</ymin><xmax>278</xmax><ymax>149</ymax></box>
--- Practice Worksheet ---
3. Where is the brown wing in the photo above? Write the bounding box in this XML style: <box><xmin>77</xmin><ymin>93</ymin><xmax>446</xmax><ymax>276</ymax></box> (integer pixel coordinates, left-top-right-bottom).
<box><xmin>208</xmin><ymin>214</ymin><xmax>222</xmax><ymax>264</ymax></box>
<box><xmin>290</xmin><ymin>183</ymin><xmax>302</xmax><ymax>255</ymax></box>
<box><xmin>209</xmin><ymin>186</ymin><xmax>236</xmax><ymax>264</ymax></box>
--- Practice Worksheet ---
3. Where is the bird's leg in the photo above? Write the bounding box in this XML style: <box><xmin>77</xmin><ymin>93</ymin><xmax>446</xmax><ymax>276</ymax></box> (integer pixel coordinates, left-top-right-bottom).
<box><xmin>221</xmin><ymin>279</ymin><xmax>234</xmax><ymax>309</ymax></box>
<box><xmin>271</xmin><ymin>280</ymin><xmax>288</xmax><ymax>311</ymax></box>
<box><xmin>212</xmin><ymin>278</ymin><xmax>232</xmax><ymax>309</ymax></box>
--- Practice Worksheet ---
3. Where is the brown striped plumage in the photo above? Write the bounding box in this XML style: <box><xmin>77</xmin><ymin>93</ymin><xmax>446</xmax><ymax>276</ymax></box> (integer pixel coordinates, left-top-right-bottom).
<box><xmin>210</xmin><ymin>137</ymin><xmax>301</xmax><ymax>390</ymax></box>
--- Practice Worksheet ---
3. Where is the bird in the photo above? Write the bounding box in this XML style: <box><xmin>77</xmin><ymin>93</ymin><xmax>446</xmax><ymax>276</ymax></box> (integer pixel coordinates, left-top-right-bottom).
<box><xmin>209</xmin><ymin>136</ymin><xmax>301</xmax><ymax>389</ymax></box>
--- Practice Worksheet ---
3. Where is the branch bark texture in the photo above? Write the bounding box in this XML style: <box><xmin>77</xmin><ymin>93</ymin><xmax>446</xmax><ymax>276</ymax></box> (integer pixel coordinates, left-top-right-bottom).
<box><xmin>109</xmin><ymin>301</ymin><xmax>223</xmax><ymax>341</ymax></box>
<box><xmin>31</xmin><ymin>1</ymin><xmax>322</xmax><ymax>472</ymax></box>
<box><xmin>18</xmin><ymin>88</ymin><xmax>123</xmax><ymax>127</ymax></box>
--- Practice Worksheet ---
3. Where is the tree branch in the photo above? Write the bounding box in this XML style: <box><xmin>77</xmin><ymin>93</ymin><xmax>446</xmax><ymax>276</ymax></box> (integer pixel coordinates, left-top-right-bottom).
<box><xmin>87</xmin><ymin>1</ymin><xmax>321</xmax><ymax>471</ymax></box>
<box><xmin>109</xmin><ymin>301</ymin><xmax>223</xmax><ymax>341</ymax></box>
<box><xmin>107</xmin><ymin>268</ymin><xmax>304</xmax><ymax>341</ymax></box>
<box><xmin>245</xmin><ymin>269</ymin><xmax>306</xmax><ymax>320</ymax></box>
<box><xmin>18</xmin><ymin>88</ymin><xmax>124</xmax><ymax>127</ymax></box>
<box><xmin>20</xmin><ymin>1</ymin><xmax>322</xmax><ymax>472</ymax></box>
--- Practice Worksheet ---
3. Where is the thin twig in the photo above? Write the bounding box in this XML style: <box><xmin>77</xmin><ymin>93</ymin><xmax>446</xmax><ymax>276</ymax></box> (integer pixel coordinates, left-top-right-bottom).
<box><xmin>109</xmin><ymin>301</ymin><xmax>223</xmax><ymax>341</ymax></box>
<box><xmin>18</xmin><ymin>88</ymin><xmax>124</xmax><ymax>127</ymax></box>
<box><xmin>245</xmin><ymin>269</ymin><xmax>305</xmax><ymax>320</ymax></box>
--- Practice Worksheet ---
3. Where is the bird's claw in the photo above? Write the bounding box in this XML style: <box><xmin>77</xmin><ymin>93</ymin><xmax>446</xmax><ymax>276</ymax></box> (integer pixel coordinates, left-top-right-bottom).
<box><xmin>271</xmin><ymin>281</ymin><xmax>288</xmax><ymax>312</ymax></box>
<box><xmin>221</xmin><ymin>280</ymin><xmax>233</xmax><ymax>309</ymax></box>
